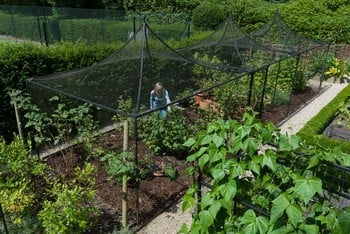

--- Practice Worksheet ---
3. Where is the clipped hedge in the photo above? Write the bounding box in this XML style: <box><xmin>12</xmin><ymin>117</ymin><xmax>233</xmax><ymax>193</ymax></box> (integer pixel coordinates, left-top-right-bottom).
<box><xmin>297</xmin><ymin>84</ymin><xmax>350</xmax><ymax>153</ymax></box>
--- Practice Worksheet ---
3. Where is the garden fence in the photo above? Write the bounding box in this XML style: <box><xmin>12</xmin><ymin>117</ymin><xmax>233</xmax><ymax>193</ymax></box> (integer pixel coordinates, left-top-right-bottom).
<box><xmin>0</xmin><ymin>5</ymin><xmax>191</xmax><ymax>45</ymax></box>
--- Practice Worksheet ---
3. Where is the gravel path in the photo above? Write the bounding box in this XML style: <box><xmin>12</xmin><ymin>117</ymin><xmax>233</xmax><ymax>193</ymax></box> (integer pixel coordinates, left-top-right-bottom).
<box><xmin>279</xmin><ymin>81</ymin><xmax>348</xmax><ymax>135</ymax></box>
<box><xmin>136</xmin><ymin>81</ymin><xmax>349</xmax><ymax>234</ymax></box>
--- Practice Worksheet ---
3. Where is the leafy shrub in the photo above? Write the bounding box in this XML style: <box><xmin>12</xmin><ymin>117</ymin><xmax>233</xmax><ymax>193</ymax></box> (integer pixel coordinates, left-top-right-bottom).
<box><xmin>0</xmin><ymin>136</ymin><xmax>45</xmax><ymax>224</ymax></box>
<box><xmin>191</xmin><ymin>2</ymin><xmax>227</xmax><ymax>30</ymax></box>
<box><xmin>101</xmin><ymin>151</ymin><xmax>137</xmax><ymax>183</ymax></box>
<box><xmin>163</xmin><ymin>163</ymin><xmax>178</xmax><ymax>181</ymax></box>
<box><xmin>139</xmin><ymin>107</ymin><xmax>191</xmax><ymax>157</ymax></box>
<box><xmin>38</xmin><ymin>162</ymin><xmax>99</xmax><ymax>234</ymax></box>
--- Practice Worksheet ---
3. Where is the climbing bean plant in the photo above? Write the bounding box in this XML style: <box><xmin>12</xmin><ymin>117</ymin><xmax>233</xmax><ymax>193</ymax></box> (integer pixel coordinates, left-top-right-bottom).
<box><xmin>181</xmin><ymin>110</ymin><xmax>350</xmax><ymax>233</ymax></box>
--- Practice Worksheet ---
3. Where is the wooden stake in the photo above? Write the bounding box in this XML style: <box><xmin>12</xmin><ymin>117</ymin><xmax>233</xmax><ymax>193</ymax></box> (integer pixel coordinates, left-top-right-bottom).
<box><xmin>14</xmin><ymin>101</ymin><xmax>24</xmax><ymax>140</ymax></box>
<box><xmin>122</xmin><ymin>119</ymin><xmax>128</xmax><ymax>229</ymax></box>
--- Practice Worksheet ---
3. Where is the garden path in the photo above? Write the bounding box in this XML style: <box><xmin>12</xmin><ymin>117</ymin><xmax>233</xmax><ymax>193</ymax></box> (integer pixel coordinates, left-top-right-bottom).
<box><xmin>136</xmin><ymin>81</ymin><xmax>349</xmax><ymax>234</ymax></box>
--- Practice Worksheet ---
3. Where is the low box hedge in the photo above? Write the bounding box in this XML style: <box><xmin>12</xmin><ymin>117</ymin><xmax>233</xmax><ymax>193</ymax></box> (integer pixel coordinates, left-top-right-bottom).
<box><xmin>297</xmin><ymin>84</ymin><xmax>350</xmax><ymax>153</ymax></box>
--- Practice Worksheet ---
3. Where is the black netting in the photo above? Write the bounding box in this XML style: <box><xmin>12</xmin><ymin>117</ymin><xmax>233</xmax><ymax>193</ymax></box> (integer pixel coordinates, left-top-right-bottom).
<box><xmin>177</xmin><ymin>13</ymin><xmax>290</xmax><ymax>72</ymax></box>
<box><xmin>27</xmin><ymin>20</ymin><xmax>244</xmax><ymax>118</ymax></box>
<box><xmin>250</xmin><ymin>12</ymin><xmax>327</xmax><ymax>55</ymax></box>
<box><xmin>27</xmin><ymin>12</ymin><xmax>328</xmax><ymax>122</ymax></box>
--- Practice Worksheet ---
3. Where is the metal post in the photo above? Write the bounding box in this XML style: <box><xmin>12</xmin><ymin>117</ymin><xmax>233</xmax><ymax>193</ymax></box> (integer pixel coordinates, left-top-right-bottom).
<box><xmin>272</xmin><ymin>62</ymin><xmax>281</xmax><ymax>105</ymax></box>
<box><xmin>258</xmin><ymin>67</ymin><xmax>269</xmax><ymax>116</ymax></box>
<box><xmin>247</xmin><ymin>72</ymin><xmax>254</xmax><ymax>107</ymax></box>
<box><xmin>42</xmin><ymin>21</ymin><xmax>49</xmax><ymax>47</ymax></box>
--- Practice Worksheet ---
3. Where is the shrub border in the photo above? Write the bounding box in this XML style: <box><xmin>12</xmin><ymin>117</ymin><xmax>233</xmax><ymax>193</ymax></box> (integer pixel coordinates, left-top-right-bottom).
<box><xmin>297</xmin><ymin>84</ymin><xmax>350</xmax><ymax>153</ymax></box>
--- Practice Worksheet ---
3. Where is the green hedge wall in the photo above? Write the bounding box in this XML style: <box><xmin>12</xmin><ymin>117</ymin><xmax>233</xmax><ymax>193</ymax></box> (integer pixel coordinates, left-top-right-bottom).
<box><xmin>297</xmin><ymin>84</ymin><xmax>350</xmax><ymax>153</ymax></box>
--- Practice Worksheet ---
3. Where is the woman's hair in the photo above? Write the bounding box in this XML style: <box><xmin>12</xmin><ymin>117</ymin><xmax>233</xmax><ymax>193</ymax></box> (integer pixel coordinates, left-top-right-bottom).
<box><xmin>154</xmin><ymin>82</ymin><xmax>164</xmax><ymax>96</ymax></box>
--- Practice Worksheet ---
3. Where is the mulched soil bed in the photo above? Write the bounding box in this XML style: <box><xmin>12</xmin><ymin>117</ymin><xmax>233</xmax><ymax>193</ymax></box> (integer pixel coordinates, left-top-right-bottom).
<box><xmin>44</xmin><ymin>131</ymin><xmax>192</xmax><ymax>233</ymax></box>
<box><xmin>42</xmin><ymin>86</ymin><xmax>318</xmax><ymax>233</ymax></box>
<box><xmin>261</xmin><ymin>87</ymin><xmax>317</xmax><ymax>125</ymax></box>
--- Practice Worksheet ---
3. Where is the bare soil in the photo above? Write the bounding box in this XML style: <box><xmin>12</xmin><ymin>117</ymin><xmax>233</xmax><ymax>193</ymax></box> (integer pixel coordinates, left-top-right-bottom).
<box><xmin>42</xmin><ymin>87</ymin><xmax>317</xmax><ymax>233</ymax></box>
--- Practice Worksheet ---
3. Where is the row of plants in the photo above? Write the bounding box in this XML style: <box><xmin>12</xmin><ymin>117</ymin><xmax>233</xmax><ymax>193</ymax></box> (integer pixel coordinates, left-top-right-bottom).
<box><xmin>180</xmin><ymin>110</ymin><xmax>350</xmax><ymax>233</ymax></box>
<box><xmin>298</xmin><ymin>84</ymin><xmax>350</xmax><ymax>153</ymax></box>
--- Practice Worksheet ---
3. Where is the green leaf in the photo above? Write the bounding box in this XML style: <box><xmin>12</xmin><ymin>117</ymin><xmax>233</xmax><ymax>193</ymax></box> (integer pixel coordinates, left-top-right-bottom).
<box><xmin>338</xmin><ymin>211</ymin><xmax>350</xmax><ymax>233</ymax></box>
<box><xmin>249</xmin><ymin>156</ymin><xmax>261</xmax><ymax>175</ymax></box>
<box><xmin>199</xmin><ymin>210</ymin><xmax>214</xmax><ymax>229</ymax></box>
<box><xmin>256</xmin><ymin>216</ymin><xmax>269</xmax><ymax>234</ymax></box>
<box><xmin>240</xmin><ymin>209</ymin><xmax>268</xmax><ymax>234</ymax></box>
<box><xmin>301</xmin><ymin>224</ymin><xmax>319</xmax><ymax>234</ymax></box>
<box><xmin>183</xmin><ymin>138</ymin><xmax>196</xmax><ymax>148</ymax></box>
<box><xmin>286</xmin><ymin>204</ymin><xmax>302</xmax><ymax>227</ymax></box>
<box><xmin>262</xmin><ymin>150</ymin><xmax>276</xmax><ymax>171</ymax></box>
<box><xmin>294</xmin><ymin>176</ymin><xmax>322</xmax><ymax>204</ymax></box>
<box><xmin>198</xmin><ymin>153</ymin><xmax>210</xmax><ymax>170</ymax></box>
<box><xmin>270</xmin><ymin>193</ymin><xmax>290</xmax><ymax>224</ymax></box>
<box><xmin>268</xmin><ymin>224</ymin><xmax>294</xmax><ymax>234</ymax></box>
<box><xmin>220</xmin><ymin>182</ymin><xmax>237</xmax><ymax>203</ymax></box>
<box><xmin>212</xmin><ymin>134</ymin><xmax>224</xmax><ymax>148</ymax></box>
<box><xmin>211</xmin><ymin>150</ymin><xmax>225</xmax><ymax>163</ymax></box>
<box><xmin>240</xmin><ymin>209</ymin><xmax>256</xmax><ymax>224</ymax></box>
<box><xmin>307</xmin><ymin>155</ymin><xmax>319</xmax><ymax>169</ymax></box>
<box><xmin>208</xmin><ymin>200</ymin><xmax>221</xmax><ymax>218</ymax></box>
<box><xmin>211</xmin><ymin>168</ymin><xmax>225</xmax><ymax>181</ymax></box>
<box><xmin>201</xmin><ymin>135</ymin><xmax>213</xmax><ymax>146</ymax></box>
<box><xmin>201</xmin><ymin>193</ymin><xmax>214</xmax><ymax>210</ymax></box>
<box><xmin>288</xmin><ymin>135</ymin><xmax>300</xmax><ymax>150</ymax></box>
<box><xmin>182</xmin><ymin>186</ymin><xmax>196</xmax><ymax>212</ymax></box>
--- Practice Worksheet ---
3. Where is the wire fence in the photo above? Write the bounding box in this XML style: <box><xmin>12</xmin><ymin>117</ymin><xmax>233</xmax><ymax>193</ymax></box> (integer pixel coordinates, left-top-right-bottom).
<box><xmin>0</xmin><ymin>5</ymin><xmax>191</xmax><ymax>45</ymax></box>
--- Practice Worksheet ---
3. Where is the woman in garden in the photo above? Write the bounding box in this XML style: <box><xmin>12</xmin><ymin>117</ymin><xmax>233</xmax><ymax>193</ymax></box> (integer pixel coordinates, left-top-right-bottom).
<box><xmin>150</xmin><ymin>82</ymin><xmax>171</xmax><ymax>117</ymax></box>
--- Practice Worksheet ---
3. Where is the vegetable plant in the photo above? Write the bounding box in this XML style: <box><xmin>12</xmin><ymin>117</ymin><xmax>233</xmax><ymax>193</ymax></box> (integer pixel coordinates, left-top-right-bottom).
<box><xmin>180</xmin><ymin>110</ymin><xmax>350</xmax><ymax>233</ymax></box>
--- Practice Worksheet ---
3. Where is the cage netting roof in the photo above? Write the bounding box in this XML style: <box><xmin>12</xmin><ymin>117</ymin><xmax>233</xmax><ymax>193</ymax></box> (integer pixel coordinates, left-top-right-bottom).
<box><xmin>250</xmin><ymin>12</ymin><xmax>327</xmax><ymax>55</ymax></box>
<box><xmin>176</xmin><ymin>13</ymin><xmax>292</xmax><ymax>72</ymax></box>
<box><xmin>27</xmin><ymin>20</ymin><xmax>245</xmax><ymax>118</ymax></box>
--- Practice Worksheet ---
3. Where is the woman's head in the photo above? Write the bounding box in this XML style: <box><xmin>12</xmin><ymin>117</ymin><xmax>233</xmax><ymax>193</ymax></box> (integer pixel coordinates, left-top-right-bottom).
<box><xmin>154</xmin><ymin>82</ymin><xmax>164</xmax><ymax>96</ymax></box>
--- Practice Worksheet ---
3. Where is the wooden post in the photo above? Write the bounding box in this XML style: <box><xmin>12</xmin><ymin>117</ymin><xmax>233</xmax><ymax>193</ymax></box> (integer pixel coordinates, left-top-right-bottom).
<box><xmin>122</xmin><ymin>119</ymin><xmax>128</xmax><ymax>228</ymax></box>
<box><xmin>0</xmin><ymin>204</ymin><xmax>9</xmax><ymax>234</ymax></box>
<box><xmin>13</xmin><ymin>101</ymin><xmax>24</xmax><ymax>140</ymax></box>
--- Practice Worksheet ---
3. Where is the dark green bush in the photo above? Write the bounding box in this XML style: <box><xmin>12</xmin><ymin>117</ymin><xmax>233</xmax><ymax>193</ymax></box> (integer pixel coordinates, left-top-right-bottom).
<box><xmin>191</xmin><ymin>2</ymin><xmax>227</xmax><ymax>30</ymax></box>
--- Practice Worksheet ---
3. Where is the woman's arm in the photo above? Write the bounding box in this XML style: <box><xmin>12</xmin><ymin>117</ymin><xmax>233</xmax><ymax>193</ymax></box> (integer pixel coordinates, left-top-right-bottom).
<box><xmin>165</xmin><ymin>90</ymin><xmax>170</xmax><ymax>104</ymax></box>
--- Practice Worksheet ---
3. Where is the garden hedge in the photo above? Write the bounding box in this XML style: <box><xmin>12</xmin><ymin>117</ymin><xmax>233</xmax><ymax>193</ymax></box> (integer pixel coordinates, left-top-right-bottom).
<box><xmin>297</xmin><ymin>84</ymin><xmax>350</xmax><ymax>153</ymax></box>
